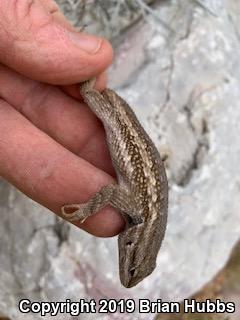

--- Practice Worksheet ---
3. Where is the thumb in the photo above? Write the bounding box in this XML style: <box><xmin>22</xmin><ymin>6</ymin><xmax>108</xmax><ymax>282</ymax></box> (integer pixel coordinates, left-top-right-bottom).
<box><xmin>0</xmin><ymin>0</ymin><xmax>113</xmax><ymax>84</ymax></box>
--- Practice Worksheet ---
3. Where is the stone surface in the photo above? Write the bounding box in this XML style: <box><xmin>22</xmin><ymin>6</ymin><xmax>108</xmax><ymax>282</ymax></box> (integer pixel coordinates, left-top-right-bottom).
<box><xmin>56</xmin><ymin>0</ymin><xmax>155</xmax><ymax>39</ymax></box>
<box><xmin>1</xmin><ymin>1</ymin><xmax>240</xmax><ymax>319</ymax></box>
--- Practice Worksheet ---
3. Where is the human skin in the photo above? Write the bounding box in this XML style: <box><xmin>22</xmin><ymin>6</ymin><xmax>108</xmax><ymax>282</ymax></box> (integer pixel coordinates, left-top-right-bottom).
<box><xmin>0</xmin><ymin>0</ymin><xmax>125</xmax><ymax>237</ymax></box>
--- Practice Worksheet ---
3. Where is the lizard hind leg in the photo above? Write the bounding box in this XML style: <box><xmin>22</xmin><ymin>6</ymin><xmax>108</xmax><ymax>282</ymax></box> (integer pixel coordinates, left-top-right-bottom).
<box><xmin>61</xmin><ymin>184</ymin><xmax>143</xmax><ymax>225</ymax></box>
<box><xmin>61</xmin><ymin>185</ymin><xmax>115</xmax><ymax>223</ymax></box>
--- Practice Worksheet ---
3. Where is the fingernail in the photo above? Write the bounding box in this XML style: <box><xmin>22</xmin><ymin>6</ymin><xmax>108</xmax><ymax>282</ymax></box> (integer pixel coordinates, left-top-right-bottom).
<box><xmin>68</xmin><ymin>31</ymin><xmax>102</xmax><ymax>54</ymax></box>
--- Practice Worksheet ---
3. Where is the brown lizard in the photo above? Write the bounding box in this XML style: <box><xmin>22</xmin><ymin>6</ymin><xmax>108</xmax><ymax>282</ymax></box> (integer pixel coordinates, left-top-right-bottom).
<box><xmin>61</xmin><ymin>79</ymin><xmax>168</xmax><ymax>288</ymax></box>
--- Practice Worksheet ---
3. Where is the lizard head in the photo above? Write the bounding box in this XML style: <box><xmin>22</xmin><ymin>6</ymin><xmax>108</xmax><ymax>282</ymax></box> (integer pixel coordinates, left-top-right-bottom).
<box><xmin>118</xmin><ymin>223</ymin><xmax>160</xmax><ymax>288</ymax></box>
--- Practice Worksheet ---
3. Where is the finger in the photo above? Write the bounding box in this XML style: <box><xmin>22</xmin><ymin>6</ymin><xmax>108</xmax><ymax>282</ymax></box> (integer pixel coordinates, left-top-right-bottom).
<box><xmin>0</xmin><ymin>100</ymin><xmax>124</xmax><ymax>237</ymax></box>
<box><xmin>61</xmin><ymin>72</ymin><xmax>108</xmax><ymax>101</ymax></box>
<box><xmin>41</xmin><ymin>0</ymin><xmax>75</xmax><ymax>29</ymax></box>
<box><xmin>0</xmin><ymin>64</ymin><xmax>114</xmax><ymax>175</ymax></box>
<box><xmin>0</xmin><ymin>0</ymin><xmax>113</xmax><ymax>84</ymax></box>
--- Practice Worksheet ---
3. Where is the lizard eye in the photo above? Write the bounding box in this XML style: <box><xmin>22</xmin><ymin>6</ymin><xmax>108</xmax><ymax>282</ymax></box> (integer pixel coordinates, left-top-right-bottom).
<box><xmin>129</xmin><ymin>268</ymin><xmax>136</xmax><ymax>277</ymax></box>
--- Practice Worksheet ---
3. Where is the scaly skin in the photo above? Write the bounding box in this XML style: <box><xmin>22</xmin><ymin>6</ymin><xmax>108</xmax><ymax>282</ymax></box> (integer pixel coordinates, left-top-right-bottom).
<box><xmin>61</xmin><ymin>79</ymin><xmax>168</xmax><ymax>288</ymax></box>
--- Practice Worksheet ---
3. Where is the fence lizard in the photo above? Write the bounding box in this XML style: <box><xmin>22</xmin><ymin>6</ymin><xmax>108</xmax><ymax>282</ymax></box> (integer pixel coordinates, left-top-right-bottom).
<box><xmin>61</xmin><ymin>79</ymin><xmax>168</xmax><ymax>288</ymax></box>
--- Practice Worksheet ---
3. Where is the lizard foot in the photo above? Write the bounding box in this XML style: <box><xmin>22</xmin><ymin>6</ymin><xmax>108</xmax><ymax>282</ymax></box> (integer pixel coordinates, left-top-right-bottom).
<box><xmin>61</xmin><ymin>204</ymin><xmax>88</xmax><ymax>223</ymax></box>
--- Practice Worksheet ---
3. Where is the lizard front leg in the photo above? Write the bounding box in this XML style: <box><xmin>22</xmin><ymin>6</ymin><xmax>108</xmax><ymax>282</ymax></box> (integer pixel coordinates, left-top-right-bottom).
<box><xmin>61</xmin><ymin>184</ymin><xmax>143</xmax><ymax>226</ymax></box>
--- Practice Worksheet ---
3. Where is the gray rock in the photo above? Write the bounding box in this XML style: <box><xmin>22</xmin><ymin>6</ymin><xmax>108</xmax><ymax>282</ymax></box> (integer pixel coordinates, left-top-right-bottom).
<box><xmin>1</xmin><ymin>1</ymin><xmax>240</xmax><ymax>319</ymax></box>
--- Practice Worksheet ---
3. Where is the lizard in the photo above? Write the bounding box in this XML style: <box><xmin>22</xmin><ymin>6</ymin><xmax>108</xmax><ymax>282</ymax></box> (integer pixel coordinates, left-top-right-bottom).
<box><xmin>61</xmin><ymin>79</ymin><xmax>168</xmax><ymax>288</ymax></box>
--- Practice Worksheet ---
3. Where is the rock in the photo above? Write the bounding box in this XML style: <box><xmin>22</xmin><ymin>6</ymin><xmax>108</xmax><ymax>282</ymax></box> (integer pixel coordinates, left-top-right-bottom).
<box><xmin>1</xmin><ymin>1</ymin><xmax>240</xmax><ymax>319</ymax></box>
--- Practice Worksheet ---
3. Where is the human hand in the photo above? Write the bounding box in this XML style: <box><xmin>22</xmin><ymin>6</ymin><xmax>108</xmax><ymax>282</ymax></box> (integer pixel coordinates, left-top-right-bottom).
<box><xmin>0</xmin><ymin>0</ymin><xmax>124</xmax><ymax>237</ymax></box>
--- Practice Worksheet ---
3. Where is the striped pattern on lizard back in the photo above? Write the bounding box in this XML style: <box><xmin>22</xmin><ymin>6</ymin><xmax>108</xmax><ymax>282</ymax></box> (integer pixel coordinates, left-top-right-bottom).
<box><xmin>62</xmin><ymin>79</ymin><xmax>168</xmax><ymax>288</ymax></box>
